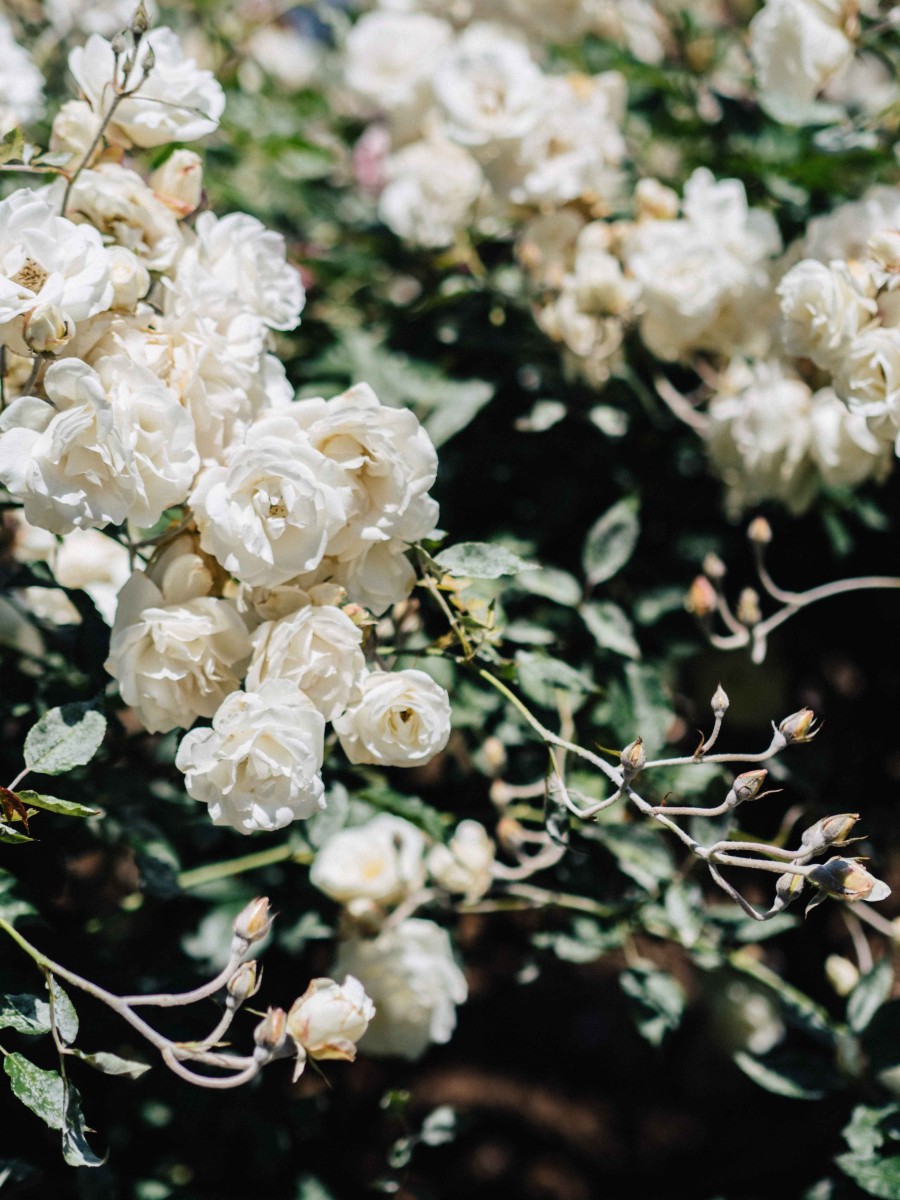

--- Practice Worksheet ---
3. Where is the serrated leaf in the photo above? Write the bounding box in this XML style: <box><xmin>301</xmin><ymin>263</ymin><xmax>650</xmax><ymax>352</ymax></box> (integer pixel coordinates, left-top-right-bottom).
<box><xmin>582</xmin><ymin>497</ymin><xmax>639</xmax><ymax>587</ymax></box>
<box><xmin>620</xmin><ymin>965</ymin><xmax>685</xmax><ymax>1045</ymax></box>
<box><xmin>515</xmin><ymin>651</ymin><xmax>595</xmax><ymax>711</ymax></box>
<box><xmin>589</xmin><ymin>822</ymin><xmax>674</xmax><ymax>893</ymax></box>
<box><xmin>24</xmin><ymin>703</ymin><xmax>106</xmax><ymax>776</ymax></box>
<box><xmin>733</xmin><ymin>1048</ymin><xmax>844</xmax><ymax>1100</ymax></box>
<box><xmin>836</xmin><ymin>1155</ymin><xmax>900</xmax><ymax>1199</ymax></box>
<box><xmin>48</xmin><ymin>978</ymin><xmax>78</xmax><ymax>1046</ymax></box>
<box><xmin>849</xmin><ymin>960</ymin><xmax>894</xmax><ymax>1033</ymax></box>
<box><xmin>4</xmin><ymin>1053</ymin><xmax>64</xmax><ymax>1129</ymax></box>
<box><xmin>0</xmin><ymin>994</ymin><xmax>52</xmax><ymax>1036</ymax></box>
<box><xmin>579</xmin><ymin>601</ymin><xmax>641</xmax><ymax>659</ymax></box>
<box><xmin>17</xmin><ymin>791</ymin><xmax>102</xmax><ymax>819</ymax></box>
<box><xmin>62</xmin><ymin>1081</ymin><xmax>104</xmax><ymax>1167</ymax></box>
<box><xmin>434</xmin><ymin>542</ymin><xmax>528</xmax><ymax>579</ymax></box>
<box><xmin>516</xmin><ymin>566</ymin><xmax>582</xmax><ymax>607</ymax></box>
<box><xmin>0</xmin><ymin>822</ymin><xmax>32</xmax><ymax>844</ymax></box>
<box><xmin>66</xmin><ymin>1048</ymin><xmax>150</xmax><ymax>1079</ymax></box>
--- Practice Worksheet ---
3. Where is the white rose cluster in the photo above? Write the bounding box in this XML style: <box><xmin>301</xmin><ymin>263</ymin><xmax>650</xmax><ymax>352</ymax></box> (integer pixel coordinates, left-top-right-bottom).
<box><xmin>0</xmin><ymin>12</ymin><xmax>451</xmax><ymax>839</ymax></box>
<box><xmin>308</xmin><ymin>811</ymin><xmax>495</xmax><ymax>1058</ymax></box>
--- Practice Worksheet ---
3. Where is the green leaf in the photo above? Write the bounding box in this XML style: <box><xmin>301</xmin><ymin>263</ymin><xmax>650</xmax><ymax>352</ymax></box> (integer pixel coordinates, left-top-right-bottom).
<box><xmin>0</xmin><ymin>994</ymin><xmax>52</xmax><ymax>1036</ymax></box>
<box><xmin>516</xmin><ymin>566</ymin><xmax>582</xmax><ymax>607</ymax></box>
<box><xmin>836</xmin><ymin>1155</ymin><xmax>900</xmax><ymax>1198</ymax></box>
<box><xmin>4</xmin><ymin>1052</ymin><xmax>64</xmax><ymax>1129</ymax></box>
<box><xmin>849</xmin><ymin>960</ymin><xmax>894</xmax><ymax>1033</ymax></box>
<box><xmin>664</xmin><ymin>881</ymin><xmax>704</xmax><ymax>948</ymax></box>
<box><xmin>296</xmin><ymin>1176</ymin><xmax>337</xmax><ymax>1200</ymax></box>
<box><xmin>0</xmin><ymin>127</ymin><xmax>24</xmax><ymax>167</ymax></box>
<box><xmin>533</xmin><ymin>917</ymin><xmax>624</xmax><ymax>963</ymax></box>
<box><xmin>0</xmin><ymin>822</ymin><xmax>32</xmax><ymax>845</ymax></box>
<box><xmin>582</xmin><ymin>497</ymin><xmax>640</xmax><ymax>587</ymax></box>
<box><xmin>515</xmin><ymin>651</ymin><xmax>595</xmax><ymax>711</ymax></box>
<box><xmin>843</xmin><ymin>1104</ymin><xmax>900</xmax><ymax>1158</ymax></box>
<box><xmin>24</xmin><ymin>703</ymin><xmax>106</xmax><ymax>776</ymax></box>
<box><xmin>358</xmin><ymin>788</ymin><xmax>447</xmax><ymax>842</ymax></box>
<box><xmin>620</xmin><ymin>965</ymin><xmax>685</xmax><ymax>1046</ymax></box>
<box><xmin>434</xmin><ymin>542</ymin><xmax>528</xmax><ymax>579</ymax></box>
<box><xmin>579</xmin><ymin>601</ymin><xmax>641</xmax><ymax>659</ymax></box>
<box><xmin>733</xmin><ymin>1049</ymin><xmax>844</xmax><ymax>1100</ymax></box>
<box><xmin>0</xmin><ymin>869</ymin><xmax>36</xmax><ymax>924</ymax></box>
<box><xmin>589</xmin><ymin>822</ymin><xmax>674</xmax><ymax>893</ymax></box>
<box><xmin>48</xmin><ymin>978</ymin><xmax>78</xmax><ymax>1046</ymax></box>
<box><xmin>17</xmin><ymin>790</ymin><xmax>102</xmax><ymax>819</ymax></box>
<box><xmin>66</xmin><ymin>1049</ymin><xmax>151</xmax><ymax>1080</ymax></box>
<box><xmin>62</xmin><ymin>1080</ymin><xmax>104</xmax><ymax>1167</ymax></box>
<box><xmin>728</xmin><ymin>950</ymin><xmax>838</xmax><ymax>1045</ymax></box>
<box><xmin>625</xmin><ymin>661</ymin><xmax>673</xmax><ymax>753</ymax></box>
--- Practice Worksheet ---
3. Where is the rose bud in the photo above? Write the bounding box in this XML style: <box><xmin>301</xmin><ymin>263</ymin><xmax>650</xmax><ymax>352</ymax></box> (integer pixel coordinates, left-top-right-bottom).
<box><xmin>620</xmin><ymin>737</ymin><xmax>646</xmax><ymax>779</ymax></box>
<box><xmin>686</xmin><ymin>576</ymin><xmax>717</xmax><ymax>617</ymax></box>
<box><xmin>232</xmin><ymin>896</ymin><xmax>274</xmax><ymax>953</ymax></box>
<box><xmin>778</xmin><ymin>708</ymin><xmax>819</xmax><ymax>744</ymax></box>
<box><xmin>711</xmin><ymin>683</ymin><xmax>730</xmax><ymax>719</ymax></box>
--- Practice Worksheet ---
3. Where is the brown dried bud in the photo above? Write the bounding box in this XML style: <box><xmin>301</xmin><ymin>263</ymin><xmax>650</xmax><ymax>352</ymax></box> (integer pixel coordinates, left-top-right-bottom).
<box><xmin>800</xmin><ymin>813</ymin><xmax>860</xmax><ymax>856</ymax></box>
<box><xmin>620</xmin><ymin>737</ymin><xmax>646</xmax><ymax>779</ymax></box>
<box><xmin>711</xmin><ymin>683</ymin><xmax>729</xmax><ymax>719</ymax></box>
<box><xmin>227</xmin><ymin>960</ymin><xmax>261</xmax><ymax>1007</ymax></box>
<box><xmin>686</xmin><ymin>575</ymin><xmax>717</xmax><ymax>617</ymax></box>
<box><xmin>747</xmin><ymin>517</ymin><xmax>773</xmax><ymax>545</ymax></box>
<box><xmin>728</xmin><ymin>769</ymin><xmax>768</xmax><ymax>807</ymax></box>
<box><xmin>253</xmin><ymin>1006</ymin><xmax>289</xmax><ymax>1058</ymax></box>
<box><xmin>778</xmin><ymin>708</ymin><xmax>819</xmax><ymax>744</ymax></box>
<box><xmin>736</xmin><ymin>588</ymin><xmax>762</xmax><ymax>627</ymax></box>
<box><xmin>807</xmin><ymin>857</ymin><xmax>890</xmax><ymax>903</ymax></box>
<box><xmin>232</xmin><ymin>896</ymin><xmax>273</xmax><ymax>951</ymax></box>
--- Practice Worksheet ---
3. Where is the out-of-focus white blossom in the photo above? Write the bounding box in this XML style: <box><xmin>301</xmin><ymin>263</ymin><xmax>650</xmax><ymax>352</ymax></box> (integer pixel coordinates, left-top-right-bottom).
<box><xmin>334</xmin><ymin>668</ymin><xmax>452</xmax><ymax>767</ymax></box>
<box><xmin>778</xmin><ymin>258</ymin><xmax>877</xmax><ymax>369</ymax></box>
<box><xmin>150</xmin><ymin>150</ymin><xmax>203</xmax><ymax>217</ymax></box>
<box><xmin>379</xmin><ymin>132</ymin><xmax>483</xmax><ymax>249</ymax></box>
<box><xmin>175</xmin><ymin>679</ymin><xmax>326</xmax><ymax>834</ymax></box>
<box><xmin>427</xmin><ymin>820</ymin><xmax>495</xmax><ymax>900</ymax></box>
<box><xmin>69</xmin><ymin>26</ymin><xmax>225</xmax><ymax>149</ymax></box>
<box><xmin>310</xmin><ymin>813</ymin><xmax>427</xmax><ymax>906</ymax></box>
<box><xmin>332</xmin><ymin>918</ymin><xmax>467</xmax><ymax>1059</ymax></box>
<box><xmin>0</xmin><ymin>14</ymin><xmax>44</xmax><ymax>134</ymax></box>
<box><xmin>749</xmin><ymin>0</ymin><xmax>855</xmax><ymax>121</ymax></box>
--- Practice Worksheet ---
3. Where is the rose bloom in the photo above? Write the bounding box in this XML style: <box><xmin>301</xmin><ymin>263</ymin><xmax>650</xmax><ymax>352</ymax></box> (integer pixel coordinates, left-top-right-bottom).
<box><xmin>427</xmin><ymin>820</ymin><xmax>495</xmax><ymax>901</ymax></box>
<box><xmin>0</xmin><ymin>13</ymin><xmax>44</xmax><ymax>135</ymax></box>
<box><xmin>334</xmin><ymin>669</ymin><xmax>452</xmax><ymax>768</ymax></box>
<box><xmin>378</xmin><ymin>133</ymin><xmax>483</xmax><ymax>250</ymax></box>
<box><xmin>0</xmin><ymin>189</ymin><xmax>112</xmax><ymax>355</ymax></box>
<box><xmin>332</xmin><ymin>918</ymin><xmax>468</xmax><ymax>1059</ymax></box>
<box><xmin>189</xmin><ymin>411</ymin><xmax>352</xmax><ymax>587</ymax></box>
<box><xmin>310</xmin><ymin>814</ymin><xmax>427</xmax><ymax>907</ymax></box>
<box><xmin>0</xmin><ymin>359</ymin><xmax>135</xmax><ymax>535</ymax></box>
<box><xmin>293</xmin><ymin>540</ymin><xmax>418</xmax><ymax>616</ymax></box>
<box><xmin>105</xmin><ymin>554</ymin><xmax>250</xmax><ymax>734</ymax></box>
<box><xmin>749</xmin><ymin>0</ymin><xmax>854</xmax><ymax>121</ymax></box>
<box><xmin>175</xmin><ymin>679</ymin><xmax>326</xmax><ymax>835</ymax></box>
<box><xmin>777</xmin><ymin>259</ymin><xmax>877</xmax><ymax>370</ymax></box>
<box><xmin>286</xmin><ymin>976</ymin><xmax>375</xmax><ymax>1064</ymax></box>
<box><xmin>246</xmin><ymin>603</ymin><xmax>366</xmax><ymax>721</ymax></box>
<box><xmin>69</xmin><ymin>26</ymin><xmax>225</xmax><ymax>148</ymax></box>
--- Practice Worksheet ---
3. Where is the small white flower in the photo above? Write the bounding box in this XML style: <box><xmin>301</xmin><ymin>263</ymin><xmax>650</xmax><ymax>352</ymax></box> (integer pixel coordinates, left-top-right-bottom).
<box><xmin>310</xmin><ymin>813</ymin><xmax>427</xmax><ymax>907</ymax></box>
<box><xmin>150</xmin><ymin>150</ymin><xmax>203</xmax><ymax>218</ymax></box>
<box><xmin>332</xmin><ymin>918</ymin><xmax>467</xmax><ymax>1059</ymax></box>
<box><xmin>778</xmin><ymin>258</ymin><xmax>877</xmax><ymax>369</ymax></box>
<box><xmin>175</xmin><ymin>679</ymin><xmax>326</xmax><ymax>834</ymax></box>
<box><xmin>832</xmin><ymin>328</ymin><xmax>900</xmax><ymax>418</ymax></box>
<box><xmin>344</xmin><ymin>11</ymin><xmax>453</xmax><ymax>126</ymax></box>
<box><xmin>246</xmin><ymin>603</ymin><xmax>366</xmax><ymax>721</ymax></box>
<box><xmin>0</xmin><ymin>14</ymin><xmax>44</xmax><ymax>134</ymax></box>
<box><xmin>287</xmin><ymin>976</ymin><xmax>376</xmax><ymax>1069</ymax></box>
<box><xmin>69</xmin><ymin>26</ymin><xmax>225</xmax><ymax>148</ymax></box>
<box><xmin>334</xmin><ymin>668</ymin><xmax>452</xmax><ymax>768</ymax></box>
<box><xmin>427</xmin><ymin>820</ymin><xmax>495</xmax><ymax>901</ymax></box>
<box><xmin>379</xmin><ymin>133</ymin><xmax>483</xmax><ymax>250</ymax></box>
<box><xmin>749</xmin><ymin>0</ymin><xmax>854</xmax><ymax>121</ymax></box>
<box><xmin>294</xmin><ymin>540</ymin><xmax>419</xmax><ymax>616</ymax></box>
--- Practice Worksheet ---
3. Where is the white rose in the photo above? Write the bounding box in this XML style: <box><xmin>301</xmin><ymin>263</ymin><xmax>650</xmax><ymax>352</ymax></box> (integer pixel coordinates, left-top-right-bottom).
<box><xmin>150</xmin><ymin>150</ymin><xmax>203</xmax><ymax>217</ymax></box>
<box><xmin>0</xmin><ymin>15</ymin><xmax>44</xmax><ymax>134</ymax></box>
<box><xmin>804</xmin><ymin>186</ymin><xmax>900</xmax><ymax>263</ymax></box>
<box><xmin>379</xmin><ymin>133</ymin><xmax>483</xmax><ymax>250</ymax></box>
<box><xmin>291</xmin><ymin>383</ymin><xmax>439</xmax><ymax>560</ymax></box>
<box><xmin>175</xmin><ymin>679</ymin><xmax>326</xmax><ymax>834</ymax></box>
<box><xmin>749</xmin><ymin>0</ymin><xmax>854</xmax><ymax>121</ymax></box>
<box><xmin>310</xmin><ymin>813</ymin><xmax>427</xmax><ymax>907</ymax></box>
<box><xmin>174</xmin><ymin>211</ymin><xmax>304</xmax><ymax>332</ymax></box>
<box><xmin>44</xmin><ymin>0</ymin><xmax>158</xmax><ymax>37</ymax></box>
<box><xmin>777</xmin><ymin>259</ymin><xmax>877</xmax><ymax>369</ymax></box>
<box><xmin>286</xmin><ymin>976</ymin><xmax>376</xmax><ymax>1067</ymax></box>
<box><xmin>706</xmin><ymin>360</ymin><xmax>817</xmax><ymax>513</ymax></box>
<box><xmin>94</xmin><ymin>354</ymin><xmax>198</xmax><ymax>528</ymax></box>
<box><xmin>291</xmin><ymin>541</ymin><xmax>418</xmax><ymax>617</ymax></box>
<box><xmin>434</xmin><ymin>23</ymin><xmax>545</xmax><ymax>150</ymax></box>
<box><xmin>69</xmin><ymin>27</ymin><xmax>225</xmax><ymax>148</ymax></box>
<box><xmin>245</xmin><ymin>24</ymin><xmax>324</xmax><ymax>93</ymax></box>
<box><xmin>49</xmin><ymin>100</ymin><xmax>104</xmax><ymax>164</ymax></box>
<box><xmin>808</xmin><ymin>387</ymin><xmax>893</xmax><ymax>489</ymax></box>
<box><xmin>344</xmin><ymin>11</ymin><xmax>453</xmax><ymax>128</ymax></box>
<box><xmin>334</xmin><ymin>668</ymin><xmax>451</xmax><ymax>768</ymax></box>
<box><xmin>517</xmin><ymin>210</ymin><xmax>585</xmax><ymax>289</ymax></box>
<box><xmin>0</xmin><ymin>359</ymin><xmax>135</xmax><ymax>534</ymax></box>
<box><xmin>189</xmin><ymin>412</ymin><xmax>352</xmax><ymax>587</ymax></box>
<box><xmin>573</xmin><ymin>225</ymin><xmax>637</xmax><ymax>316</ymax></box>
<box><xmin>832</xmin><ymin>328</ymin><xmax>900</xmax><ymax>418</ymax></box>
<box><xmin>54</xmin><ymin>528</ymin><xmax>131</xmax><ymax>624</ymax></box>
<box><xmin>0</xmin><ymin>189</ymin><xmax>113</xmax><ymax>354</ymax></box>
<box><xmin>427</xmin><ymin>820</ymin><xmax>495</xmax><ymax>901</ymax></box>
<box><xmin>105</xmin><ymin>247</ymin><xmax>150</xmax><ymax>312</ymax></box>
<box><xmin>332</xmin><ymin>918</ymin><xmax>467</xmax><ymax>1059</ymax></box>
<box><xmin>246</xmin><ymin>604</ymin><xmax>366</xmax><ymax>721</ymax></box>
<box><xmin>105</xmin><ymin>564</ymin><xmax>250</xmax><ymax>734</ymax></box>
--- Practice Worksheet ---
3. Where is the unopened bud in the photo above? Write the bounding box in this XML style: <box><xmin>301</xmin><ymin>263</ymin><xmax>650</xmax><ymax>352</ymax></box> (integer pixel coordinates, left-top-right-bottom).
<box><xmin>702</xmin><ymin>553</ymin><xmax>727</xmax><ymax>580</ymax></box>
<box><xmin>634</xmin><ymin>178</ymin><xmax>679</xmax><ymax>221</ymax></box>
<box><xmin>620</xmin><ymin>737</ymin><xmax>645</xmax><ymax>779</ymax></box>
<box><xmin>686</xmin><ymin>576</ymin><xmax>717</xmax><ymax>617</ymax></box>
<box><xmin>747</xmin><ymin>517</ymin><xmax>772</xmax><ymax>545</ymax></box>
<box><xmin>800</xmin><ymin>813</ymin><xmax>860</xmax><ymax>856</ymax></box>
<box><xmin>141</xmin><ymin>45</ymin><xmax>155</xmax><ymax>77</ymax></box>
<box><xmin>23</xmin><ymin>305</ymin><xmax>73</xmax><ymax>354</ymax></box>
<box><xmin>150</xmin><ymin>149</ymin><xmax>203</xmax><ymax>217</ymax></box>
<box><xmin>253</xmin><ymin>1006</ymin><xmax>288</xmax><ymax>1059</ymax></box>
<box><xmin>111</xmin><ymin>32</ymin><xmax>127</xmax><ymax>57</ymax></box>
<box><xmin>131</xmin><ymin>1</ymin><xmax>150</xmax><ymax>34</ymax></box>
<box><xmin>711</xmin><ymin>683</ymin><xmax>729</xmax><ymax>719</ymax></box>
<box><xmin>341</xmin><ymin>896</ymin><xmax>385</xmax><ymax>938</ymax></box>
<box><xmin>728</xmin><ymin>769</ymin><xmax>768</xmax><ymax>807</ymax></box>
<box><xmin>807</xmin><ymin>857</ymin><xmax>890</xmax><ymax>903</ymax></box>
<box><xmin>774</xmin><ymin>869</ymin><xmax>805</xmax><ymax>907</ymax></box>
<box><xmin>825</xmin><ymin>954</ymin><xmax>859</xmax><ymax>997</ymax></box>
<box><xmin>736</xmin><ymin>588</ymin><xmax>762</xmax><ymax>627</ymax></box>
<box><xmin>227</xmin><ymin>960</ymin><xmax>261</xmax><ymax>1007</ymax></box>
<box><xmin>778</xmin><ymin>708</ymin><xmax>819</xmax><ymax>744</ymax></box>
<box><xmin>481</xmin><ymin>736</ymin><xmax>507</xmax><ymax>776</ymax></box>
<box><xmin>232</xmin><ymin>896</ymin><xmax>273</xmax><ymax>952</ymax></box>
